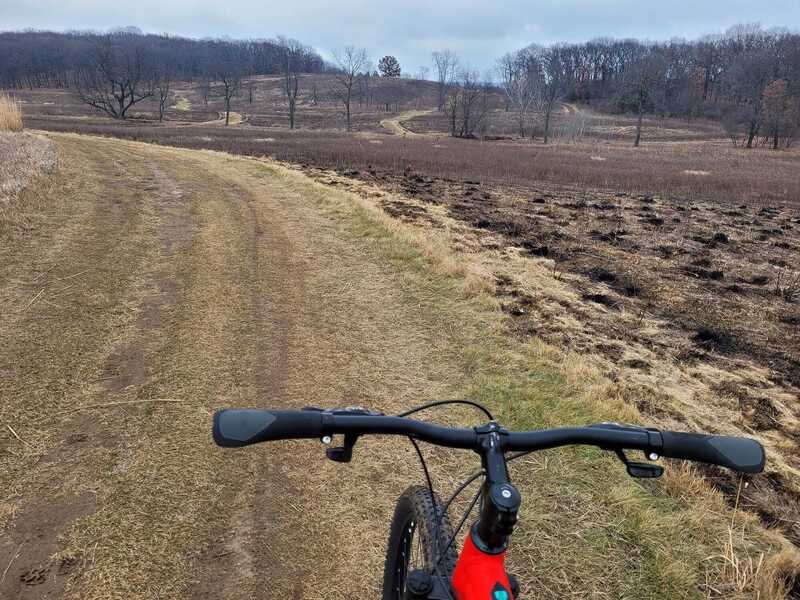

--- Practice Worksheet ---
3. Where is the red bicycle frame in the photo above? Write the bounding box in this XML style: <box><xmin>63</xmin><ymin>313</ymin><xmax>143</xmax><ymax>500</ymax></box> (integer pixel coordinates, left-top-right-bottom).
<box><xmin>451</xmin><ymin>534</ymin><xmax>513</xmax><ymax>600</ymax></box>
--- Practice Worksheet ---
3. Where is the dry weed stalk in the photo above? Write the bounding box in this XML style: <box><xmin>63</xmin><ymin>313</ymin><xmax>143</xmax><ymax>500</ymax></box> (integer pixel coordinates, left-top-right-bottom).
<box><xmin>0</xmin><ymin>93</ymin><xmax>23</xmax><ymax>131</ymax></box>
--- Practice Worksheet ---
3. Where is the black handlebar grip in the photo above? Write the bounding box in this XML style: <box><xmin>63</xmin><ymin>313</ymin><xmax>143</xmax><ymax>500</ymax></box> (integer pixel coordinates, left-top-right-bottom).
<box><xmin>660</xmin><ymin>431</ymin><xmax>765</xmax><ymax>473</ymax></box>
<box><xmin>213</xmin><ymin>409</ymin><xmax>324</xmax><ymax>448</ymax></box>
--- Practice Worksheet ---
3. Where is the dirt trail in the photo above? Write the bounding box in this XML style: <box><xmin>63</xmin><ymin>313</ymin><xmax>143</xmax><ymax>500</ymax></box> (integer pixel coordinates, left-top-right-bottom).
<box><xmin>176</xmin><ymin>110</ymin><xmax>246</xmax><ymax>127</ymax></box>
<box><xmin>380</xmin><ymin>109</ymin><xmax>434</xmax><ymax>136</ymax></box>
<box><xmin>0</xmin><ymin>134</ymin><xmax>466</xmax><ymax>599</ymax></box>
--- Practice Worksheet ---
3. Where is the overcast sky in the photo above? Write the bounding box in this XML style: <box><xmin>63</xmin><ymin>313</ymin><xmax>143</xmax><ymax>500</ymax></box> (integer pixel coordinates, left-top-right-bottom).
<box><xmin>3</xmin><ymin>1</ymin><xmax>799</xmax><ymax>74</ymax></box>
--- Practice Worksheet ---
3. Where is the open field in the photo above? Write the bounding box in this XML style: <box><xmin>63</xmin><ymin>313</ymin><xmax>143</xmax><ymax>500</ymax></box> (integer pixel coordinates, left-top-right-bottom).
<box><xmin>2</xmin><ymin>81</ymin><xmax>800</xmax><ymax>598</ymax></box>
<box><xmin>404</xmin><ymin>103</ymin><xmax>727</xmax><ymax>142</ymax></box>
<box><xmin>22</xmin><ymin>112</ymin><xmax>800</xmax><ymax>208</ymax></box>
<box><xmin>8</xmin><ymin>74</ymin><xmax>441</xmax><ymax>133</ymax></box>
<box><xmin>300</xmin><ymin>159</ymin><xmax>800</xmax><ymax>543</ymax></box>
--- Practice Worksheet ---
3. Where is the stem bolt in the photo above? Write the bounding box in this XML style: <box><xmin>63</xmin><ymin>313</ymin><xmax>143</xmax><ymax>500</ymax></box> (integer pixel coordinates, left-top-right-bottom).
<box><xmin>321</xmin><ymin>435</ymin><xmax>332</xmax><ymax>445</ymax></box>
<box><xmin>648</xmin><ymin>452</ymin><xmax>659</xmax><ymax>461</ymax></box>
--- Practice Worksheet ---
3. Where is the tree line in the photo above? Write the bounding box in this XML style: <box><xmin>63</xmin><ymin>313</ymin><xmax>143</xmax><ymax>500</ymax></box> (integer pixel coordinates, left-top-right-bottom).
<box><xmin>0</xmin><ymin>28</ymin><xmax>416</xmax><ymax>129</ymax></box>
<box><xmin>0</xmin><ymin>28</ymin><xmax>325</xmax><ymax>122</ymax></box>
<box><xmin>4</xmin><ymin>23</ymin><xmax>799</xmax><ymax>145</ymax></box>
<box><xmin>497</xmin><ymin>24</ymin><xmax>800</xmax><ymax>147</ymax></box>
<box><xmin>0</xmin><ymin>28</ymin><xmax>324</xmax><ymax>89</ymax></box>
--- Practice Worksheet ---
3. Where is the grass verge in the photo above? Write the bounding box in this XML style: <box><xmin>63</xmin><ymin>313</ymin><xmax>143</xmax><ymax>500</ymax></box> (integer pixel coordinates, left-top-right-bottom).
<box><xmin>264</xmin><ymin>160</ymin><xmax>800</xmax><ymax>598</ymax></box>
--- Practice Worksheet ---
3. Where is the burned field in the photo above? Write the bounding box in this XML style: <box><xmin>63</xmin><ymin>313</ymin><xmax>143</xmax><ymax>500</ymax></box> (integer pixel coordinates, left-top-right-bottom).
<box><xmin>294</xmin><ymin>160</ymin><xmax>800</xmax><ymax>546</ymax></box>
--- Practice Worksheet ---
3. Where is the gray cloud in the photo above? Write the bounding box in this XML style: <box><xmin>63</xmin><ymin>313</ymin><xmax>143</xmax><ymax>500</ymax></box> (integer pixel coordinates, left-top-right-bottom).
<box><xmin>3</xmin><ymin>0</ymin><xmax>799</xmax><ymax>73</ymax></box>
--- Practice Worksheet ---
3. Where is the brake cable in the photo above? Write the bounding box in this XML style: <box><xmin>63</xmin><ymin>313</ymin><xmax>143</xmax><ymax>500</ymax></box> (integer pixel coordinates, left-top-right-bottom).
<box><xmin>407</xmin><ymin>435</ymin><xmax>457</xmax><ymax>600</ymax></box>
<box><xmin>434</xmin><ymin>470</ymin><xmax>484</xmax><ymax>568</ymax></box>
<box><xmin>396</xmin><ymin>399</ymin><xmax>494</xmax><ymax>421</ymax></box>
<box><xmin>433</xmin><ymin>450</ymin><xmax>538</xmax><ymax>569</ymax></box>
<box><xmin>400</xmin><ymin>398</ymin><xmax>494</xmax><ymax>600</ymax></box>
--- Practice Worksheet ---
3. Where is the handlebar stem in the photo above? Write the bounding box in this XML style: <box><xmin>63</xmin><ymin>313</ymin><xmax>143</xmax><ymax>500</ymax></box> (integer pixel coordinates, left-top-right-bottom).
<box><xmin>472</xmin><ymin>427</ymin><xmax>521</xmax><ymax>555</ymax></box>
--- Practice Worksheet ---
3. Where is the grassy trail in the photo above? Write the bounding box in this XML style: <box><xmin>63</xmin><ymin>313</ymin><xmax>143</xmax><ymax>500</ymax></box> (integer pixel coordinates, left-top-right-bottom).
<box><xmin>0</xmin><ymin>133</ymin><xmax>794</xmax><ymax>599</ymax></box>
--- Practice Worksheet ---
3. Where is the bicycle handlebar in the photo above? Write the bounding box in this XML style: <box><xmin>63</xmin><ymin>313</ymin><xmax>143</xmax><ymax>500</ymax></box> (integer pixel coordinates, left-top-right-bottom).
<box><xmin>212</xmin><ymin>408</ymin><xmax>765</xmax><ymax>474</ymax></box>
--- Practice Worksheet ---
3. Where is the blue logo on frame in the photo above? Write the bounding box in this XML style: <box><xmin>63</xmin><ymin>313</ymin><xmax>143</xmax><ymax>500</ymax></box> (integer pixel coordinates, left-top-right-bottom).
<box><xmin>492</xmin><ymin>582</ymin><xmax>510</xmax><ymax>600</ymax></box>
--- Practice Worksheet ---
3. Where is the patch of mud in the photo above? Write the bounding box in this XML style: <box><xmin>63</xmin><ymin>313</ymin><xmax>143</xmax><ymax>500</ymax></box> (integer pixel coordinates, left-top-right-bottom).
<box><xmin>0</xmin><ymin>493</ymin><xmax>95</xmax><ymax>599</ymax></box>
<box><xmin>380</xmin><ymin>199</ymin><xmax>437</xmax><ymax>225</ymax></box>
<box><xmin>100</xmin><ymin>166</ymin><xmax>195</xmax><ymax>395</ymax></box>
<box><xmin>697</xmin><ymin>465</ymin><xmax>800</xmax><ymax>547</ymax></box>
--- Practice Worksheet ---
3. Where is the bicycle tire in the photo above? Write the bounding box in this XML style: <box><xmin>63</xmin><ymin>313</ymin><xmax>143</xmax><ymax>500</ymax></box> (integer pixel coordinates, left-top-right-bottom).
<box><xmin>382</xmin><ymin>485</ymin><xmax>458</xmax><ymax>600</ymax></box>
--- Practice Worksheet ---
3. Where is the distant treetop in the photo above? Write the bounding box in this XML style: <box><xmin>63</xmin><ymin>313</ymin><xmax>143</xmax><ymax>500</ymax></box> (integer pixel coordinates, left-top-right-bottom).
<box><xmin>378</xmin><ymin>55</ymin><xmax>401</xmax><ymax>78</ymax></box>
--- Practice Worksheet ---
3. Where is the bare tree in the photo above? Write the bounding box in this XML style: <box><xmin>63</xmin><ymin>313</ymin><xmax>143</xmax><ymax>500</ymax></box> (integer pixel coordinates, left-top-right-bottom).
<box><xmin>445</xmin><ymin>69</ymin><xmax>491</xmax><ymax>138</ymax></box>
<box><xmin>623</xmin><ymin>51</ymin><xmax>666</xmax><ymax>147</ymax></box>
<box><xmin>332</xmin><ymin>46</ymin><xmax>368</xmax><ymax>131</ymax></box>
<box><xmin>246</xmin><ymin>80</ymin><xmax>255</xmax><ymax>104</ymax></box>
<box><xmin>199</xmin><ymin>77</ymin><xmax>211</xmax><ymax>105</ymax></box>
<box><xmin>537</xmin><ymin>45</ymin><xmax>571</xmax><ymax>144</ymax></box>
<box><xmin>154</xmin><ymin>71</ymin><xmax>171</xmax><ymax>122</ymax></box>
<box><xmin>358</xmin><ymin>69</ymin><xmax>374</xmax><ymax>107</ymax></box>
<box><xmin>278</xmin><ymin>37</ymin><xmax>303</xmax><ymax>129</ymax></box>
<box><xmin>211</xmin><ymin>43</ymin><xmax>246</xmax><ymax>126</ymax></box>
<box><xmin>762</xmin><ymin>79</ymin><xmax>796</xmax><ymax>149</ymax></box>
<box><xmin>74</xmin><ymin>35</ymin><xmax>155</xmax><ymax>119</ymax></box>
<box><xmin>498</xmin><ymin>49</ymin><xmax>539</xmax><ymax>137</ymax></box>
<box><xmin>217</xmin><ymin>73</ymin><xmax>242</xmax><ymax>126</ymax></box>
<box><xmin>432</xmin><ymin>50</ymin><xmax>459</xmax><ymax>111</ymax></box>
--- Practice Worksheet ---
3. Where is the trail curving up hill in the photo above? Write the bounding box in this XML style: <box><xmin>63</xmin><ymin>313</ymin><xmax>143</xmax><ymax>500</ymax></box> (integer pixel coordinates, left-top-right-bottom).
<box><xmin>379</xmin><ymin>109</ymin><xmax>433</xmax><ymax>136</ymax></box>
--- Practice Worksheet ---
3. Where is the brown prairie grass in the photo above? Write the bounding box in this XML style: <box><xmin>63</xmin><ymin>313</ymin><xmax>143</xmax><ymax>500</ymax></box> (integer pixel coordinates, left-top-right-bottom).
<box><xmin>0</xmin><ymin>93</ymin><xmax>23</xmax><ymax>131</ymax></box>
<box><xmin>25</xmin><ymin>115</ymin><xmax>800</xmax><ymax>209</ymax></box>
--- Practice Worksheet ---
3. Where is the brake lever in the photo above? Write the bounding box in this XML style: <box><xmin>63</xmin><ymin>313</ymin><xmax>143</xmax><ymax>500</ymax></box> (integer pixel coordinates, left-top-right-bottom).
<box><xmin>326</xmin><ymin>433</ymin><xmax>359</xmax><ymax>463</ymax></box>
<box><xmin>615</xmin><ymin>449</ymin><xmax>663</xmax><ymax>479</ymax></box>
<box><xmin>306</xmin><ymin>406</ymin><xmax>385</xmax><ymax>463</ymax></box>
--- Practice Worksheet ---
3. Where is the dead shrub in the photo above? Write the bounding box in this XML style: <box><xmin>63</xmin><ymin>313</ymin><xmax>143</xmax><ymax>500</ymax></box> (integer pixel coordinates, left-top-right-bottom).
<box><xmin>774</xmin><ymin>268</ymin><xmax>800</xmax><ymax>302</ymax></box>
<box><xmin>692</xmin><ymin>325</ymin><xmax>736</xmax><ymax>351</ymax></box>
<box><xmin>0</xmin><ymin>93</ymin><xmax>23</xmax><ymax>131</ymax></box>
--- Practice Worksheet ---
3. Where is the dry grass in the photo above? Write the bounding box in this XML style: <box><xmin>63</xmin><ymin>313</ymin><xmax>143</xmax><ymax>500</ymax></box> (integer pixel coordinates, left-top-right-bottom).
<box><xmin>25</xmin><ymin>114</ymin><xmax>800</xmax><ymax>209</ymax></box>
<box><xmin>0</xmin><ymin>93</ymin><xmax>23</xmax><ymax>131</ymax></box>
<box><xmin>0</xmin><ymin>132</ymin><xmax>57</xmax><ymax>231</ymax></box>
<box><xmin>10</xmin><ymin>74</ymin><xmax>441</xmax><ymax>132</ymax></box>
<box><xmin>3</xmin><ymin>131</ymin><xmax>797</xmax><ymax>599</ymax></box>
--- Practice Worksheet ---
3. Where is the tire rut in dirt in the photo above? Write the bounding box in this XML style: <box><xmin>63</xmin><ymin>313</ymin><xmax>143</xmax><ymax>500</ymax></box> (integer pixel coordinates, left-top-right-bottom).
<box><xmin>0</xmin><ymin>139</ymin><xmax>166</xmax><ymax>600</ymax></box>
<box><xmin>181</xmin><ymin>166</ymin><xmax>304</xmax><ymax>600</ymax></box>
